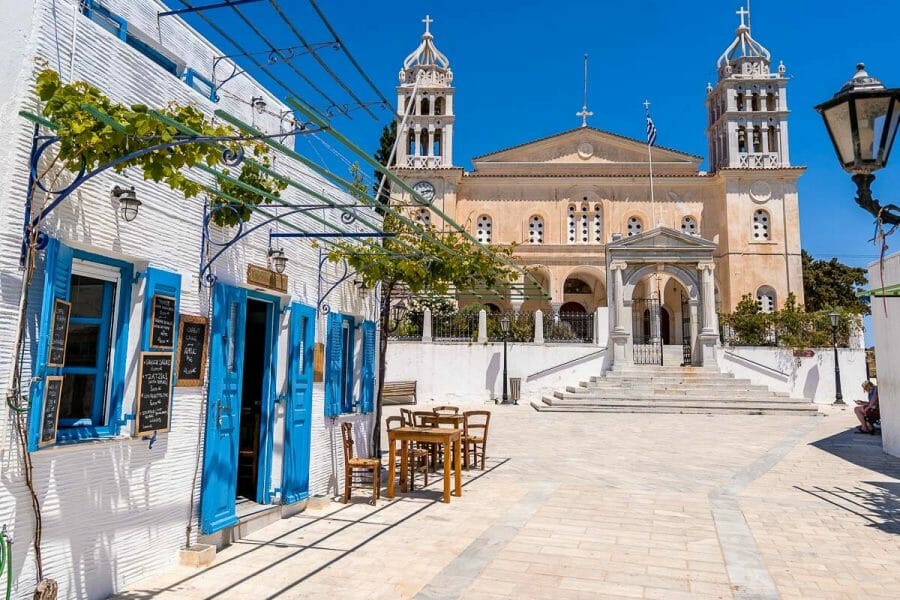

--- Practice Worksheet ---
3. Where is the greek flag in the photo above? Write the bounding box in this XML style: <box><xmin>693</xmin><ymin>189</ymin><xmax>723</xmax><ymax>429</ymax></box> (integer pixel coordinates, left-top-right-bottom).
<box><xmin>646</xmin><ymin>114</ymin><xmax>657</xmax><ymax>146</ymax></box>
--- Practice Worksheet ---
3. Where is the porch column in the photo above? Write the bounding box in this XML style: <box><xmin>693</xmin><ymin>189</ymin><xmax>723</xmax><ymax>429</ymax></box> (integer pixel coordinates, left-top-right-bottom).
<box><xmin>697</xmin><ymin>262</ymin><xmax>718</xmax><ymax>368</ymax></box>
<box><xmin>689</xmin><ymin>300</ymin><xmax>699</xmax><ymax>366</ymax></box>
<box><xmin>609</xmin><ymin>261</ymin><xmax>629</xmax><ymax>365</ymax></box>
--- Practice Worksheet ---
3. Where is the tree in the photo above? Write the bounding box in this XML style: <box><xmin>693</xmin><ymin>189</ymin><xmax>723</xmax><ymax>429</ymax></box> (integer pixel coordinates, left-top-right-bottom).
<box><xmin>801</xmin><ymin>250</ymin><xmax>869</xmax><ymax>314</ymax></box>
<box><xmin>372</xmin><ymin>121</ymin><xmax>396</xmax><ymax>210</ymax></box>
<box><xmin>328</xmin><ymin>209</ymin><xmax>517</xmax><ymax>455</ymax></box>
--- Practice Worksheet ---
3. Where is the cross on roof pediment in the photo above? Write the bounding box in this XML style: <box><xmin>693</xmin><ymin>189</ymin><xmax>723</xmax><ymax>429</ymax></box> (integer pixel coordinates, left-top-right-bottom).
<box><xmin>607</xmin><ymin>227</ymin><xmax>717</xmax><ymax>251</ymax></box>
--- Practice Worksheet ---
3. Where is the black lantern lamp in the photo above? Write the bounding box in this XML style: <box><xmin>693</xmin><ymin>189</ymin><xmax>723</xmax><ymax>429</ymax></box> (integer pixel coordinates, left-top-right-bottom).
<box><xmin>828</xmin><ymin>311</ymin><xmax>845</xmax><ymax>405</ymax></box>
<box><xmin>390</xmin><ymin>298</ymin><xmax>408</xmax><ymax>326</ymax></box>
<box><xmin>500</xmin><ymin>315</ymin><xmax>511</xmax><ymax>404</ymax></box>
<box><xmin>267</xmin><ymin>247</ymin><xmax>288</xmax><ymax>274</ymax></box>
<box><xmin>112</xmin><ymin>185</ymin><xmax>141</xmax><ymax>222</ymax></box>
<box><xmin>251</xmin><ymin>96</ymin><xmax>267</xmax><ymax>114</ymax></box>
<box><xmin>815</xmin><ymin>63</ymin><xmax>900</xmax><ymax>225</ymax></box>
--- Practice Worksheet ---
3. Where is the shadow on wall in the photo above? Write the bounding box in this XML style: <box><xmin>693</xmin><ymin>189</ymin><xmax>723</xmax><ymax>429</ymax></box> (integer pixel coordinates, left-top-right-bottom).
<box><xmin>802</xmin><ymin>365</ymin><xmax>820</xmax><ymax>400</ymax></box>
<box><xmin>485</xmin><ymin>351</ymin><xmax>500</xmax><ymax>400</ymax></box>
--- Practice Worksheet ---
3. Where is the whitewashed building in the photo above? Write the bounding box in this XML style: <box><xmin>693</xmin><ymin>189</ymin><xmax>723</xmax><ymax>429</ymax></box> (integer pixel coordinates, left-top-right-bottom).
<box><xmin>0</xmin><ymin>1</ymin><xmax>379</xmax><ymax>598</ymax></box>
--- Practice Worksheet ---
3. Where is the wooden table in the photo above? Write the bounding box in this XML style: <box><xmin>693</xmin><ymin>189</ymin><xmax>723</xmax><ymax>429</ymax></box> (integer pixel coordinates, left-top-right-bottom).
<box><xmin>387</xmin><ymin>426</ymin><xmax>462</xmax><ymax>503</ymax></box>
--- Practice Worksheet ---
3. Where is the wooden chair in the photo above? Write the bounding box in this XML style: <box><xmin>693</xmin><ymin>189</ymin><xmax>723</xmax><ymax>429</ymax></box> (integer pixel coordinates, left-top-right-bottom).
<box><xmin>463</xmin><ymin>411</ymin><xmax>491</xmax><ymax>470</ymax></box>
<box><xmin>433</xmin><ymin>405</ymin><xmax>460</xmax><ymax>416</ymax></box>
<box><xmin>340</xmin><ymin>422</ymin><xmax>381</xmax><ymax>504</ymax></box>
<box><xmin>399</xmin><ymin>407</ymin><xmax>415</xmax><ymax>426</ymax></box>
<box><xmin>385</xmin><ymin>416</ymin><xmax>428</xmax><ymax>489</ymax></box>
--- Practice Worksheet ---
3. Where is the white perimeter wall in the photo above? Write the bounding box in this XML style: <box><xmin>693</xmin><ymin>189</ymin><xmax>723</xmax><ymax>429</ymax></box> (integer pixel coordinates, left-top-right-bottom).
<box><xmin>869</xmin><ymin>252</ymin><xmax>900</xmax><ymax>458</ymax></box>
<box><xmin>718</xmin><ymin>346</ymin><xmax>868</xmax><ymax>404</ymax></box>
<box><xmin>386</xmin><ymin>342</ymin><xmax>608</xmax><ymax>404</ymax></box>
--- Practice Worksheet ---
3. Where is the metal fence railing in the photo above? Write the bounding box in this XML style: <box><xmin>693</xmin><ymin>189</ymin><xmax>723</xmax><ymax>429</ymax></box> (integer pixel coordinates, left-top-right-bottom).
<box><xmin>387</xmin><ymin>313</ymin><xmax>423</xmax><ymax>341</ymax></box>
<box><xmin>432</xmin><ymin>311</ymin><xmax>479</xmax><ymax>341</ymax></box>
<box><xmin>487</xmin><ymin>311</ymin><xmax>534</xmax><ymax>342</ymax></box>
<box><xmin>544</xmin><ymin>311</ymin><xmax>594</xmax><ymax>343</ymax></box>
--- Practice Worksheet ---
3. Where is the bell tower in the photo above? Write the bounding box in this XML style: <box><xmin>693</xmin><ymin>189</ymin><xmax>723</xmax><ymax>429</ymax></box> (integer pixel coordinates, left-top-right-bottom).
<box><xmin>396</xmin><ymin>15</ymin><xmax>455</xmax><ymax>169</ymax></box>
<box><xmin>706</xmin><ymin>6</ymin><xmax>790</xmax><ymax>172</ymax></box>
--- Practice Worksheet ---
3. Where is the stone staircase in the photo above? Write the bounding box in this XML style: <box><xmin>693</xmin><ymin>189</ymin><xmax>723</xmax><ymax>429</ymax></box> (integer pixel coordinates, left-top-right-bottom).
<box><xmin>531</xmin><ymin>365</ymin><xmax>818</xmax><ymax>416</ymax></box>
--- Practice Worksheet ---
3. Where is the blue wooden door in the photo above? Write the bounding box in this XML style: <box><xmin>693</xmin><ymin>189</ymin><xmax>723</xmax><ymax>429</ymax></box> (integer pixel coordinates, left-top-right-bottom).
<box><xmin>200</xmin><ymin>282</ymin><xmax>247</xmax><ymax>534</ymax></box>
<box><xmin>282</xmin><ymin>303</ymin><xmax>316</xmax><ymax>504</ymax></box>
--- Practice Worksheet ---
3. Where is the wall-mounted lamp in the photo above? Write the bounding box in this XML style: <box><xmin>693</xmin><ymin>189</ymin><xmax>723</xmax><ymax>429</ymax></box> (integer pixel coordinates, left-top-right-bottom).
<box><xmin>111</xmin><ymin>185</ymin><xmax>141</xmax><ymax>222</ymax></box>
<box><xmin>267</xmin><ymin>247</ymin><xmax>288</xmax><ymax>274</ymax></box>
<box><xmin>251</xmin><ymin>96</ymin><xmax>267</xmax><ymax>114</ymax></box>
<box><xmin>352</xmin><ymin>277</ymin><xmax>368</xmax><ymax>291</ymax></box>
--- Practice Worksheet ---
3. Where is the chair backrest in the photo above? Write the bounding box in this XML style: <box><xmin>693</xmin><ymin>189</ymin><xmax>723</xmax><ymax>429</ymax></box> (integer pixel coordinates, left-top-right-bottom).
<box><xmin>340</xmin><ymin>421</ymin><xmax>355</xmax><ymax>464</ymax></box>
<box><xmin>433</xmin><ymin>405</ymin><xmax>460</xmax><ymax>415</ymax></box>
<box><xmin>434</xmin><ymin>415</ymin><xmax>463</xmax><ymax>430</ymax></box>
<box><xmin>399</xmin><ymin>407</ymin><xmax>414</xmax><ymax>426</ymax></box>
<box><xmin>413</xmin><ymin>411</ymin><xmax>435</xmax><ymax>427</ymax></box>
<box><xmin>385</xmin><ymin>416</ymin><xmax>402</xmax><ymax>432</ymax></box>
<box><xmin>463</xmin><ymin>410</ymin><xmax>491</xmax><ymax>440</ymax></box>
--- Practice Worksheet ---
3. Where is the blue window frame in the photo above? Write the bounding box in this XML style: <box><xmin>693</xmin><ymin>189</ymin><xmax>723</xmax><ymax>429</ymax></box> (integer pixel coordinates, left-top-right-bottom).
<box><xmin>59</xmin><ymin>251</ymin><xmax>132</xmax><ymax>443</ymax></box>
<box><xmin>324</xmin><ymin>312</ymin><xmax>356</xmax><ymax>416</ymax></box>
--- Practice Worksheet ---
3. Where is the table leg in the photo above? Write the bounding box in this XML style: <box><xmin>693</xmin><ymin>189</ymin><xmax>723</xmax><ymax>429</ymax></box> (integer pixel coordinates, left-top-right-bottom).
<box><xmin>387</xmin><ymin>436</ymin><xmax>396</xmax><ymax>499</ymax></box>
<box><xmin>400</xmin><ymin>440</ymin><xmax>409</xmax><ymax>493</ymax></box>
<box><xmin>442</xmin><ymin>439</ymin><xmax>451</xmax><ymax>503</ymax></box>
<box><xmin>453</xmin><ymin>438</ymin><xmax>462</xmax><ymax>497</ymax></box>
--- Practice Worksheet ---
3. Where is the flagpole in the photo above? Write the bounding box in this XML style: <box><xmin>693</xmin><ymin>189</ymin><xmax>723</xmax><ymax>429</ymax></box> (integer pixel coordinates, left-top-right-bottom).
<box><xmin>645</xmin><ymin>100</ymin><xmax>657</xmax><ymax>228</ymax></box>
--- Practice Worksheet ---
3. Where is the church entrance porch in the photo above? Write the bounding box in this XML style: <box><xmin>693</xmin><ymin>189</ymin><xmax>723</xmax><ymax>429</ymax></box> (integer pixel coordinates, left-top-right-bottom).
<box><xmin>607</xmin><ymin>227</ymin><xmax>719</xmax><ymax>368</ymax></box>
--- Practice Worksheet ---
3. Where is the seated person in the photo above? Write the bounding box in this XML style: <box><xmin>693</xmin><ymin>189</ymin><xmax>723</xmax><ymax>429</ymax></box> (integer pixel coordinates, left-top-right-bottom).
<box><xmin>855</xmin><ymin>381</ymin><xmax>879</xmax><ymax>434</ymax></box>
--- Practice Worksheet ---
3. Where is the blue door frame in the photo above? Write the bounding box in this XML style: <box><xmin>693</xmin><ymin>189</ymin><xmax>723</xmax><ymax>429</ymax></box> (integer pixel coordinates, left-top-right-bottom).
<box><xmin>200</xmin><ymin>285</ymin><xmax>279</xmax><ymax>534</ymax></box>
<box><xmin>282</xmin><ymin>302</ymin><xmax>316</xmax><ymax>504</ymax></box>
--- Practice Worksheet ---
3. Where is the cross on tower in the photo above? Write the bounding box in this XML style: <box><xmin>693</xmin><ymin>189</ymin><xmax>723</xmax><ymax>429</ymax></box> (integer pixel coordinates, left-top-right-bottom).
<box><xmin>577</xmin><ymin>53</ymin><xmax>593</xmax><ymax>127</ymax></box>
<box><xmin>643</xmin><ymin>99</ymin><xmax>651</xmax><ymax>112</ymax></box>
<box><xmin>422</xmin><ymin>14</ymin><xmax>433</xmax><ymax>34</ymax></box>
<box><xmin>736</xmin><ymin>5</ymin><xmax>750</xmax><ymax>28</ymax></box>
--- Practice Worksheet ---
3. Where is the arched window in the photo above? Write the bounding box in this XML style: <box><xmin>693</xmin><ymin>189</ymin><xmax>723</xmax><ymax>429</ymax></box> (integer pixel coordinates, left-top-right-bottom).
<box><xmin>528</xmin><ymin>215</ymin><xmax>544</xmax><ymax>244</ymax></box>
<box><xmin>736</xmin><ymin>93</ymin><xmax>745</xmax><ymax>112</ymax></box>
<box><xmin>434</xmin><ymin>96</ymin><xmax>444</xmax><ymax>115</ymax></box>
<box><xmin>751</xmin><ymin>93</ymin><xmax>761</xmax><ymax>112</ymax></box>
<box><xmin>420</xmin><ymin>97</ymin><xmax>430</xmax><ymax>115</ymax></box>
<box><xmin>767</xmin><ymin>127</ymin><xmax>778</xmax><ymax>153</ymax></box>
<box><xmin>681</xmin><ymin>215</ymin><xmax>698</xmax><ymax>236</ymax></box>
<box><xmin>564</xmin><ymin>277</ymin><xmax>591</xmax><ymax>294</ymax></box>
<box><xmin>580</xmin><ymin>202</ymin><xmax>589</xmax><ymax>243</ymax></box>
<box><xmin>766</xmin><ymin>93</ymin><xmax>776</xmax><ymax>111</ymax></box>
<box><xmin>756</xmin><ymin>286</ymin><xmax>776</xmax><ymax>313</ymax></box>
<box><xmin>476</xmin><ymin>214</ymin><xmax>492</xmax><ymax>244</ymax></box>
<box><xmin>419</xmin><ymin>129</ymin><xmax>428</xmax><ymax>155</ymax></box>
<box><xmin>626</xmin><ymin>216</ymin><xmax>643</xmax><ymax>237</ymax></box>
<box><xmin>567</xmin><ymin>204</ymin><xmax>576</xmax><ymax>243</ymax></box>
<box><xmin>407</xmin><ymin>130</ymin><xmax>416</xmax><ymax>156</ymax></box>
<box><xmin>414</xmin><ymin>208</ymin><xmax>431</xmax><ymax>226</ymax></box>
<box><xmin>593</xmin><ymin>204</ymin><xmax>602</xmax><ymax>243</ymax></box>
<box><xmin>752</xmin><ymin>127</ymin><xmax>763</xmax><ymax>153</ymax></box>
<box><xmin>484</xmin><ymin>302</ymin><xmax>501</xmax><ymax>314</ymax></box>
<box><xmin>738</xmin><ymin>127</ymin><xmax>747</xmax><ymax>153</ymax></box>
<box><xmin>432</xmin><ymin>129</ymin><xmax>442</xmax><ymax>157</ymax></box>
<box><xmin>752</xmin><ymin>209</ymin><xmax>770</xmax><ymax>240</ymax></box>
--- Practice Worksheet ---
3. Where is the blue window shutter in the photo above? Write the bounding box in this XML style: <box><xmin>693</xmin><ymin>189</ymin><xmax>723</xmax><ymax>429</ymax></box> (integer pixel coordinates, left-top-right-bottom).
<box><xmin>360</xmin><ymin>321</ymin><xmax>376</xmax><ymax>414</ymax></box>
<box><xmin>28</xmin><ymin>238</ymin><xmax>73</xmax><ymax>451</ymax></box>
<box><xmin>141</xmin><ymin>267</ymin><xmax>182</xmax><ymax>353</ymax></box>
<box><xmin>324</xmin><ymin>312</ymin><xmax>343</xmax><ymax>418</ymax></box>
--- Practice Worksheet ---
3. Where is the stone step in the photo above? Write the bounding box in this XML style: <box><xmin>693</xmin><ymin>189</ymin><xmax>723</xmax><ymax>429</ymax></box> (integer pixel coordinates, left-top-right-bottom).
<box><xmin>549</xmin><ymin>392</ymin><xmax>802</xmax><ymax>404</ymax></box>
<box><xmin>568</xmin><ymin>385</ymin><xmax>791</xmax><ymax>397</ymax></box>
<box><xmin>530</xmin><ymin>399</ymin><xmax>818</xmax><ymax>416</ymax></box>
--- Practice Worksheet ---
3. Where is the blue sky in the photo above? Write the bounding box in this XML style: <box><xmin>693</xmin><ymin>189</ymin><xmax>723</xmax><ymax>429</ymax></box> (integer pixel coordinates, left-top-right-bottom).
<box><xmin>181</xmin><ymin>0</ymin><xmax>900</xmax><ymax>274</ymax></box>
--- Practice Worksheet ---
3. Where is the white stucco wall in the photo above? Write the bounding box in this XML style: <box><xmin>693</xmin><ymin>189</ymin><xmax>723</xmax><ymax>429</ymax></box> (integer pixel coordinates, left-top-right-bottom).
<box><xmin>0</xmin><ymin>2</ymin><xmax>377</xmax><ymax>598</ymax></box>
<box><xmin>719</xmin><ymin>346</ymin><xmax>868</xmax><ymax>404</ymax></box>
<box><xmin>385</xmin><ymin>342</ymin><xmax>608</xmax><ymax>404</ymax></box>
<box><xmin>869</xmin><ymin>252</ymin><xmax>900</xmax><ymax>458</ymax></box>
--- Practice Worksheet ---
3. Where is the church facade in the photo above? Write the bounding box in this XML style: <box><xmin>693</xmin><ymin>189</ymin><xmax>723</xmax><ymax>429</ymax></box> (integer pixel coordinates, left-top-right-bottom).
<box><xmin>390</xmin><ymin>11</ymin><xmax>804</xmax><ymax>366</ymax></box>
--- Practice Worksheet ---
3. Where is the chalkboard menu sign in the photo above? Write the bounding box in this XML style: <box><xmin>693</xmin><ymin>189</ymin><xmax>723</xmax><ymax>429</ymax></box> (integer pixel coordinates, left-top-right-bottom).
<box><xmin>135</xmin><ymin>352</ymin><xmax>173</xmax><ymax>435</ymax></box>
<box><xmin>176</xmin><ymin>315</ymin><xmax>208</xmax><ymax>387</ymax></box>
<box><xmin>47</xmin><ymin>299</ymin><xmax>71</xmax><ymax>367</ymax></box>
<box><xmin>39</xmin><ymin>376</ymin><xmax>64</xmax><ymax>447</ymax></box>
<box><xmin>150</xmin><ymin>295</ymin><xmax>177</xmax><ymax>349</ymax></box>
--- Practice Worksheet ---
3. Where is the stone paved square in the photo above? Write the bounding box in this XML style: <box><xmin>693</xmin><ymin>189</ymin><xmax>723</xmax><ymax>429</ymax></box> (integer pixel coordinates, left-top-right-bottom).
<box><xmin>112</xmin><ymin>404</ymin><xmax>900</xmax><ymax>599</ymax></box>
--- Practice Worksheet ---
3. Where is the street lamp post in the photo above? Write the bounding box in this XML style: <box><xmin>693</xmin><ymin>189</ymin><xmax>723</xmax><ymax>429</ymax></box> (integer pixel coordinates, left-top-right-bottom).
<box><xmin>500</xmin><ymin>315</ymin><xmax>510</xmax><ymax>404</ymax></box>
<box><xmin>829</xmin><ymin>311</ymin><xmax>844</xmax><ymax>405</ymax></box>
<box><xmin>815</xmin><ymin>63</ymin><xmax>900</xmax><ymax>226</ymax></box>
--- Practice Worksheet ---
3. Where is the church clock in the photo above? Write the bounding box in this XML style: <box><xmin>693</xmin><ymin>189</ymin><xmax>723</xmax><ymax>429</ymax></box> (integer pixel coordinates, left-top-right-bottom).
<box><xmin>412</xmin><ymin>180</ymin><xmax>436</xmax><ymax>204</ymax></box>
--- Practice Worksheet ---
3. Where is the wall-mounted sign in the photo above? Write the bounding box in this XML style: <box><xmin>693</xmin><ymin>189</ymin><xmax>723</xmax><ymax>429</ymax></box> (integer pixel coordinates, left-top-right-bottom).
<box><xmin>793</xmin><ymin>349</ymin><xmax>815</xmax><ymax>358</ymax></box>
<box><xmin>176</xmin><ymin>315</ymin><xmax>208</xmax><ymax>387</ymax></box>
<box><xmin>150</xmin><ymin>294</ymin><xmax>177</xmax><ymax>349</ymax></box>
<box><xmin>247</xmin><ymin>264</ymin><xmax>287</xmax><ymax>293</ymax></box>
<box><xmin>39</xmin><ymin>375</ymin><xmax>64</xmax><ymax>447</ymax></box>
<box><xmin>136</xmin><ymin>352</ymin><xmax>174</xmax><ymax>435</ymax></box>
<box><xmin>47</xmin><ymin>299</ymin><xmax>71</xmax><ymax>367</ymax></box>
